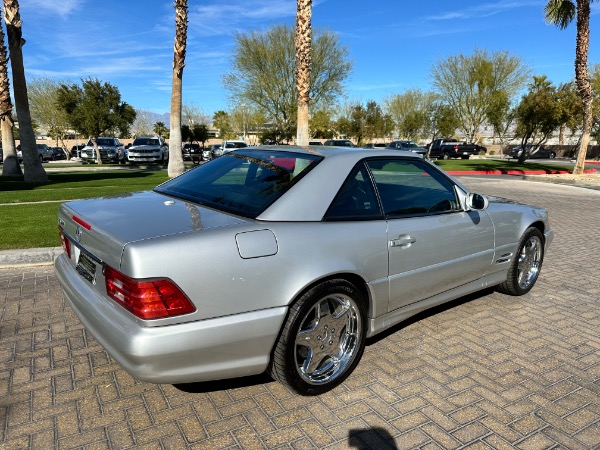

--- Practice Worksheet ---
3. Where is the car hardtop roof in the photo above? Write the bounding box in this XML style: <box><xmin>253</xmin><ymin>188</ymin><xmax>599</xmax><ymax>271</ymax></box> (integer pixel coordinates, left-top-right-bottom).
<box><xmin>230</xmin><ymin>145</ymin><xmax>422</xmax><ymax>160</ymax></box>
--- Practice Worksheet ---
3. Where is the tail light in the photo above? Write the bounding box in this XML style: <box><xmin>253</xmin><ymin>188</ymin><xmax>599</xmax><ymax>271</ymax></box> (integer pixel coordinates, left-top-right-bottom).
<box><xmin>58</xmin><ymin>226</ymin><xmax>71</xmax><ymax>258</ymax></box>
<box><xmin>103</xmin><ymin>266</ymin><xmax>196</xmax><ymax>319</ymax></box>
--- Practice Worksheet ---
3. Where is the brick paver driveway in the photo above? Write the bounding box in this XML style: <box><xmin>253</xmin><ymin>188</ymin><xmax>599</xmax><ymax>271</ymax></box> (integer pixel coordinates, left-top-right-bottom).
<box><xmin>1</xmin><ymin>177</ymin><xmax>599</xmax><ymax>449</ymax></box>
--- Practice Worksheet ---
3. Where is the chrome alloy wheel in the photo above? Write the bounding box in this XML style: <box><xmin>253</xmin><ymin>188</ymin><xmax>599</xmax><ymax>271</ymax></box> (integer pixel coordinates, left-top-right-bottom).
<box><xmin>517</xmin><ymin>234</ymin><xmax>543</xmax><ymax>290</ymax></box>
<box><xmin>293</xmin><ymin>294</ymin><xmax>362</xmax><ymax>385</ymax></box>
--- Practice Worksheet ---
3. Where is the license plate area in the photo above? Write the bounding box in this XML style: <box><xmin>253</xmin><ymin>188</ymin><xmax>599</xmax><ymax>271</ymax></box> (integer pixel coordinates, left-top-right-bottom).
<box><xmin>76</xmin><ymin>252</ymin><xmax>97</xmax><ymax>284</ymax></box>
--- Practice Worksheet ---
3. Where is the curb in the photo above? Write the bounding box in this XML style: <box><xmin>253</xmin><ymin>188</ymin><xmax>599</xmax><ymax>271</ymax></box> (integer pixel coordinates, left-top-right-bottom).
<box><xmin>0</xmin><ymin>247</ymin><xmax>62</xmax><ymax>269</ymax></box>
<box><xmin>446</xmin><ymin>169</ymin><xmax>597</xmax><ymax>176</ymax></box>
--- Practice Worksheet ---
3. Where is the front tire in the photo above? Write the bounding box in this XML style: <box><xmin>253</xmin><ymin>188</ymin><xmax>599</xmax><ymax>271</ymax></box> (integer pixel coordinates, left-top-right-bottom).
<box><xmin>497</xmin><ymin>227</ymin><xmax>544</xmax><ymax>296</ymax></box>
<box><xmin>269</xmin><ymin>279</ymin><xmax>367</xmax><ymax>395</ymax></box>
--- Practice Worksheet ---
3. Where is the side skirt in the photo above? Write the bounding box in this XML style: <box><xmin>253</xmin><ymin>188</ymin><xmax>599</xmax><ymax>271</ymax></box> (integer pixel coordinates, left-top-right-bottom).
<box><xmin>366</xmin><ymin>270</ymin><xmax>508</xmax><ymax>338</ymax></box>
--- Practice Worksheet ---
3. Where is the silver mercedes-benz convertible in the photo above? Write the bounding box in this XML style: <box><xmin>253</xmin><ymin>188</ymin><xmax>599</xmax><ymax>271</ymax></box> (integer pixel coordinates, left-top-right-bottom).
<box><xmin>55</xmin><ymin>146</ymin><xmax>553</xmax><ymax>395</ymax></box>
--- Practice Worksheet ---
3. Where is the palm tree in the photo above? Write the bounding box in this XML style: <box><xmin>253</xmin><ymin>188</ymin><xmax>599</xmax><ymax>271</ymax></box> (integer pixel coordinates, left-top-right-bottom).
<box><xmin>545</xmin><ymin>0</ymin><xmax>594</xmax><ymax>174</ymax></box>
<box><xmin>3</xmin><ymin>0</ymin><xmax>46</xmax><ymax>182</ymax></box>
<box><xmin>0</xmin><ymin>10</ymin><xmax>21</xmax><ymax>177</ymax></box>
<box><xmin>295</xmin><ymin>0</ymin><xmax>312</xmax><ymax>146</ymax></box>
<box><xmin>153</xmin><ymin>121</ymin><xmax>167</xmax><ymax>138</ymax></box>
<box><xmin>168</xmin><ymin>0</ymin><xmax>187</xmax><ymax>178</ymax></box>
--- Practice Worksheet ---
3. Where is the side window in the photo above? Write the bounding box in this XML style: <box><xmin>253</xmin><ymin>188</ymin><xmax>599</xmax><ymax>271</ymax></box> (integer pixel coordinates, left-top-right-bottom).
<box><xmin>325</xmin><ymin>163</ymin><xmax>382</xmax><ymax>221</ymax></box>
<box><xmin>367</xmin><ymin>159</ymin><xmax>460</xmax><ymax>218</ymax></box>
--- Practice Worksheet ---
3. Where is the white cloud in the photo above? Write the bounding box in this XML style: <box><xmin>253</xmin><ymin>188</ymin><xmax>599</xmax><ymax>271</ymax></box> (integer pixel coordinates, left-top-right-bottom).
<box><xmin>426</xmin><ymin>1</ymin><xmax>544</xmax><ymax>21</ymax></box>
<box><xmin>23</xmin><ymin>0</ymin><xmax>84</xmax><ymax>18</ymax></box>
<box><xmin>189</xmin><ymin>0</ymin><xmax>296</xmax><ymax>36</ymax></box>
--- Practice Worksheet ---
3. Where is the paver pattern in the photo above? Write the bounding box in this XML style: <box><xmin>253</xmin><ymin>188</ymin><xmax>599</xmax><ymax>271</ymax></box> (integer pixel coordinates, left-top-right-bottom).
<box><xmin>1</xmin><ymin>177</ymin><xmax>599</xmax><ymax>449</ymax></box>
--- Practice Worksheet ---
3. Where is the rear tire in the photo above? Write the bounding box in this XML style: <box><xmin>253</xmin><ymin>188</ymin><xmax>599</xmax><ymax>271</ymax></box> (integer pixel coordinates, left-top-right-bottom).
<box><xmin>496</xmin><ymin>227</ymin><xmax>544</xmax><ymax>296</ymax></box>
<box><xmin>269</xmin><ymin>279</ymin><xmax>367</xmax><ymax>395</ymax></box>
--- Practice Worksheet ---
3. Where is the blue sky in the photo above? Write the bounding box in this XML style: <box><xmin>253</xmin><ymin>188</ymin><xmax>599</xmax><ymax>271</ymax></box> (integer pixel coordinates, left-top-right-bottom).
<box><xmin>17</xmin><ymin>0</ymin><xmax>598</xmax><ymax>117</ymax></box>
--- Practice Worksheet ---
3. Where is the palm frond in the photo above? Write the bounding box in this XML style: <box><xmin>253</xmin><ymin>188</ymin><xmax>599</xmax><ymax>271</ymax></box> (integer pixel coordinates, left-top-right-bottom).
<box><xmin>544</xmin><ymin>0</ymin><xmax>576</xmax><ymax>29</ymax></box>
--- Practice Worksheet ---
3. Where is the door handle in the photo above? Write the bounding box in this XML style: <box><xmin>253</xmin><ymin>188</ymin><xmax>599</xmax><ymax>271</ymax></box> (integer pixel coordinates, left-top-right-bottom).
<box><xmin>389</xmin><ymin>235</ymin><xmax>416</xmax><ymax>248</ymax></box>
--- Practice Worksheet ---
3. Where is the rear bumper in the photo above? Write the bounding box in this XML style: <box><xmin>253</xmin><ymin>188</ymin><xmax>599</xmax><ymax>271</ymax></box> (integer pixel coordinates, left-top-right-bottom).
<box><xmin>55</xmin><ymin>254</ymin><xmax>287</xmax><ymax>384</ymax></box>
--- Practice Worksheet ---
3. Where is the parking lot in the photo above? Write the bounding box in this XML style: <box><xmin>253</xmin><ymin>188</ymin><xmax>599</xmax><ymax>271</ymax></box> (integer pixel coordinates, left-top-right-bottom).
<box><xmin>1</xmin><ymin>177</ymin><xmax>599</xmax><ymax>449</ymax></box>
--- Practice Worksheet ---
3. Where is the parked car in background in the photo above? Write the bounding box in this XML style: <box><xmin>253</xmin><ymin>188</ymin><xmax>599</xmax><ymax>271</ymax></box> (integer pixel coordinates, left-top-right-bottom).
<box><xmin>473</xmin><ymin>144</ymin><xmax>488</xmax><ymax>154</ymax></box>
<box><xmin>309</xmin><ymin>140</ymin><xmax>323</xmax><ymax>146</ymax></box>
<box><xmin>37</xmin><ymin>144</ymin><xmax>54</xmax><ymax>162</ymax></box>
<box><xmin>202</xmin><ymin>144</ymin><xmax>221</xmax><ymax>161</ymax></box>
<box><xmin>323</xmin><ymin>139</ymin><xmax>354</xmax><ymax>147</ymax></box>
<box><xmin>127</xmin><ymin>137</ymin><xmax>169</xmax><ymax>164</ymax></box>
<box><xmin>50</xmin><ymin>146</ymin><xmax>67</xmax><ymax>160</ymax></box>
<box><xmin>81</xmin><ymin>138</ymin><xmax>125</xmax><ymax>164</ymax></box>
<box><xmin>507</xmin><ymin>145</ymin><xmax>556</xmax><ymax>160</ymax></box>
<box><xmin>221</xmin><ymin>140</ymin><xmax>248</xmax><ymax>154</ymax></box>
<box><xmin>386</xmin><ymin>140</ymin><xmax>427</xmax><ymax>156</ymax></box>
<box><xmin>209</xmin><ymin>144</ymin><xmax>224</xmax><ymax>158</ymax></box>
<box><xmin>364</xmin><ymin>143</ymin><xmax>387</xmax><ymax>149</ymax></box>
<box><xmin>428</xmin><ymin>139</ymin><xmax>478</xmax><ymax>160</ymax></box>
<box><xmin>71</xmin><ymin>144</ymin><xmax>85</xmax><ymax>159</ymax></box>
<box><xmin>55</xmin><ymin>146</ymin><xmax>553</xmax><ymax>395</ymax></box>
<box><xmin>182</xmin><ymin>143</ymin><xmax>201</xmax><ymax>161</ymax></box>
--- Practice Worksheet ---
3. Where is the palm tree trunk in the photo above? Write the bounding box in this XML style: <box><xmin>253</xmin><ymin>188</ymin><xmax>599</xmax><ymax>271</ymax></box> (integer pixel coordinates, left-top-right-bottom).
<box><xmin>3</xmin><ymin>0</ymin><xmax>47</xmax><ymax>182</ymax></box>
<box><xmin>573</xmin><ymin>0</ymin><xmax>592</xmax><ymax>175</ymax></box>
<box><xmin>168</xmin><ymin>0</ymin><xmax>187</xmax><ymax>178</ymax></box>
<box><xmin>295</xmin><ymin>0</ymin><xmax>312</xmax><ymax>146</ymax></box>
<box><xmin>0</xmin><ymin>11</ymin><xmax>21</xmax><ymax>177</ymax></box>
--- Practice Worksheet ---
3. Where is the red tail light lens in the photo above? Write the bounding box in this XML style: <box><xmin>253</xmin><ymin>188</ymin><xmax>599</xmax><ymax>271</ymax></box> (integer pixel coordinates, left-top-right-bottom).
<box><xmin>58</xmin><ymin>226</ymin><xmax>71</xmax><ymax>258</ymax></box>
<box><xmin>104</xmin><ymin>266</ymin><xmax>196</xmax><ymax>319</ymax></box>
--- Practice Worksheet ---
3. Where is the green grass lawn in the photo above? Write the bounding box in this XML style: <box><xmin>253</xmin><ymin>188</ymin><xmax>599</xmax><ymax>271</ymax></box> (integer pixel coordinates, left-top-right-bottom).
<box><xmin>0</xmin><ymin>170</ymin><xmax>170</xmax><ymax>251</ymax></box>
<box><xmin>0</xmin><ymin>159</ymin><xmax>575</xmax><ymax>251</ymax></box>
<box><xmin>434</xmin><ymin>158</ymin><xmax>573</xmax><ymax>173</ymax></box>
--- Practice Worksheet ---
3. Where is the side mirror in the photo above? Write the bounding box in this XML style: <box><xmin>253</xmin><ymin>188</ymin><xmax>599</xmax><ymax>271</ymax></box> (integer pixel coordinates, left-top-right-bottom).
<box><xmin>468</xmin><ymin>193</ymin><xmax>488</xmax><ymax>210</ymax></box>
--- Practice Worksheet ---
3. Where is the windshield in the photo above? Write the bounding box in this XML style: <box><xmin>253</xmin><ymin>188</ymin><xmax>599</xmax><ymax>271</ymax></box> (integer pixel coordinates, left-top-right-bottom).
<box><xmin>155</xmin><ymin>150</ymin><xmax>323</xmax><ymax>218</ymax></box>
<box><xmin>401</xmin><ymin>142</ymin><xmax>419</xmax><ymax>148</ymax></box>
<box><xmin>133</xmin><ymin>138</ymin><xmax>160</xmax><ymax>146</ymax></box>
<box><xmin>87</xmin><ymin>138</ymin><xmax>117</xmax><ymax>146</ymax></box>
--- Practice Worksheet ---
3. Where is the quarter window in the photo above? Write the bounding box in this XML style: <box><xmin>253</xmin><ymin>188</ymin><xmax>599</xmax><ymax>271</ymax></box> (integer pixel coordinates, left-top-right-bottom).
<box><xmin>325</xmin><ymin>164</ymin><xmax>382</xmax><ymax>220</ymax></box>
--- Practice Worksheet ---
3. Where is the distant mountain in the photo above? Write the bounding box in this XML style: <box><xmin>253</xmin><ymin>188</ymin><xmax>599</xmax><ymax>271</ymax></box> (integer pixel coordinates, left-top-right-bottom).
<box><xmin>146</xmin><ymin>111</ymin><xmax>171</xmax><ymax>127</ymax></box>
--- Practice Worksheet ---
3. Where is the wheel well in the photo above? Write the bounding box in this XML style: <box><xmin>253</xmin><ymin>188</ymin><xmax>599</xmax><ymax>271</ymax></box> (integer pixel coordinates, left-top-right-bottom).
<box><xmin>529</xmin><ymin>221</ymin><xmax>545</xmax><ymax>240</ymax></box>
<box><xmin>290</xmin><ymin>273</ymin><xmax>371</xmax><ymax>313</ymax></box>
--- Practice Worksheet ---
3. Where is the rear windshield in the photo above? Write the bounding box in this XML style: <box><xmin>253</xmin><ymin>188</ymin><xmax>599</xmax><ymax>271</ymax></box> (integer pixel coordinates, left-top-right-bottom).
<box><xmin>155</xmin><ymin>150</ymin><xmax>323</xmax><ymax>218</ymax></box>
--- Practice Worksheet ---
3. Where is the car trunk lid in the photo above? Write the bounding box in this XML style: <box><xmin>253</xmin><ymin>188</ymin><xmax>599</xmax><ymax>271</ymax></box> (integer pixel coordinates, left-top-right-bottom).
<box><xmin>59</xmin><ymin>190</ymin><xmax>249</xmax><ymax>270</ymax></box>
